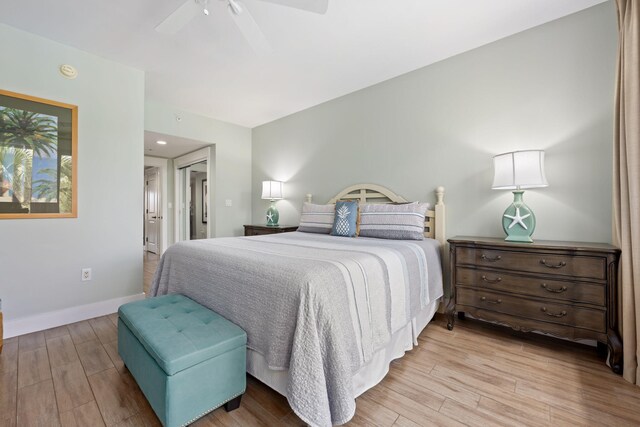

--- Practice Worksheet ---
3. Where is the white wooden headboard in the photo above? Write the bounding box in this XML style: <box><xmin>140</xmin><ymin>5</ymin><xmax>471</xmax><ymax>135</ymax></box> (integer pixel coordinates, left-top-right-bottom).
<box><xmin>306</xmin><ymin>184</ymin><xmax>445</xmax><ymax>245</ymax></box>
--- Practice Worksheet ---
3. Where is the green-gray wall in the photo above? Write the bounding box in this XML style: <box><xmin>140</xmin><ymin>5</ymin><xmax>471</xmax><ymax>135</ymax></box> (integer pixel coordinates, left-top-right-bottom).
<box><xmin>0</xmin><ymin>24</ymin><xmax>144</xmax><ymax>321</ymax></box>
<box><xmin>252</xmin><ymin>2</ymin><xmax>617</xmax><ymax>244</ymax></box>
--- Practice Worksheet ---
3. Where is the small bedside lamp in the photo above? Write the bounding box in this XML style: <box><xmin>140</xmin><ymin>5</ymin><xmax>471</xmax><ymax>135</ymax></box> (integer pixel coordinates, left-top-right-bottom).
<box><xmin>261</xmin><ymin>181</ymin><xmax>283</xmax><ymax>226</ymax></box>
<box><xmin>492</xmin><ymin>150</ymin><xmax>548</xmax><ymax>243</ymax></box>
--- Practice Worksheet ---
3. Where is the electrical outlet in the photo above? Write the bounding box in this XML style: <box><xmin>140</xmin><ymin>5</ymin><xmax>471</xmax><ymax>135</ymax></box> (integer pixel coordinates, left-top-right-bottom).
<box><xmin>225</xmin><ymin>199</ymin><xmax>232</xmax><ymax>207</ymax></box>
<box><xmin>82</xmin><ymin>268</ymin><xmax>92</xmax><ymax>281</ymax></box>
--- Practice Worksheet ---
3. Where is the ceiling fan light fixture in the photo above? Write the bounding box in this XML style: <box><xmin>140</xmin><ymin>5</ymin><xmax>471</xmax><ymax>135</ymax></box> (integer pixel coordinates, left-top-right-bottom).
<box><xmin>228</xmin><ymin>0</ymin><xmax>243</xmax><ymax>15</ymax></box>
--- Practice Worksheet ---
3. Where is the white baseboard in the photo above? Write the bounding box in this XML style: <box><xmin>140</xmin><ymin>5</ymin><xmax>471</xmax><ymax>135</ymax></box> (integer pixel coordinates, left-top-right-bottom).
<box><xmin>4</xmin><ymin>293</ymin><xmax>146</xmax><ymax>339</ymax></box>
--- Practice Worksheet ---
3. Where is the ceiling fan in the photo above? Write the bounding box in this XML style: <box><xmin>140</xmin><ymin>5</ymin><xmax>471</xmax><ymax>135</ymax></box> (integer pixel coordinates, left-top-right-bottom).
<box><xmin>155</xmin><ymin>0</ymin><xmax>328</xmax><ymax>54</ymax></box>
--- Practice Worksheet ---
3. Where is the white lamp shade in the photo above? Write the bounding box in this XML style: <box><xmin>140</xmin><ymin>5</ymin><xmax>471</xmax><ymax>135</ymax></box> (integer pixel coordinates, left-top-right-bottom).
<box><xmin>261</xmin><ymin>181</ymin><xmax>283</xmax><ymax>200</ymax></box>
<box><xmin>492</xmin><ymin>150</ymin><xmax>548</xmax><ymax>190</ymax></box>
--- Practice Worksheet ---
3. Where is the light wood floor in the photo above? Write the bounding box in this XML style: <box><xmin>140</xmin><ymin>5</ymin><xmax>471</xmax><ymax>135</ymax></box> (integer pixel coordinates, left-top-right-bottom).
<box><xmin>3</xmin><ymin>317</ymin><xmax>640</xmax><ymax>427</ymax></box>
<box><xmin>143</xmin><ymin>251</ymin><xmax>159</xmax><ymax>295</ymax></box>
<box><xmin>2</xmin><ymin>255</ymin><xmax>640</xmax><ymax>426</ymax></box>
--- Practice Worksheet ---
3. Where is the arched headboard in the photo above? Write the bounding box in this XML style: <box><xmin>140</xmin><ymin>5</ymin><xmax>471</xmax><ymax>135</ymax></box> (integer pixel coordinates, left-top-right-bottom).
<box><xmin>306</xmin><ymin>184</ymin><xmax>445</xmax><ymax>245</ymax></box>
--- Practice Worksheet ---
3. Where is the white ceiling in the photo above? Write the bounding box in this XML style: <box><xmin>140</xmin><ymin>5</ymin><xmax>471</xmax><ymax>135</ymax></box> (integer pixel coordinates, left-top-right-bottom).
<box><xmin>144</xmin><ymin>130</ymin><xmax>211</xmax><ymax>158</ymax></box>
<box><xmin>1</xmin><ymin>0</ymin><xmax>606</xmax><ymax>128</ymax></box>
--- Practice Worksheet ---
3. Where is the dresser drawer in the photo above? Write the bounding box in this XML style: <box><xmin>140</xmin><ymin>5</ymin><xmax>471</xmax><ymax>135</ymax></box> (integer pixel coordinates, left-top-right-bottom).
<box><xmin>455</xmin><ymin>247</ymin><xmax>606</xmax><ymax>280</ymax></box>
<box><xmin>456</xmin><ymin>288</ymin><xmax>606</xmax><ymax>333</ymax></box>
<box><xmin>455</xmin><ymin>267</ymin><xmax>606</xmax><ymax>306</ymax></box>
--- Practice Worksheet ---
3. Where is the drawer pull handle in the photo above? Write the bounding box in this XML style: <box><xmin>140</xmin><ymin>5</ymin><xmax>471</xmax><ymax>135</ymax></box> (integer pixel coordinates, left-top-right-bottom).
<box><xmin>481</xmin><ymin>254</ymin><xmax>502</xmax><ymax>262</ymax></box>
<box><xmin>540</xmin><ymin>259</ymin><xmax>567</xmax><ymax>269</ymax></box>
<box><xmin>481</xmin><ymin>275</ymin><xmax>502</xmax><ymax>284</ymax></box>
<box><xmin>481</xmin><ymin>296</ymin><xmax>502</xmax><ymax>304</ymax></box>
<box><xmin>541</xmin><ymin>283</ymin><xmax>568</xmax><ymax>293</ymax></box>
<box><xmin>541</xmin><ymin>307</ymin><xmax>567</xmax><ymax>317</ymax></box>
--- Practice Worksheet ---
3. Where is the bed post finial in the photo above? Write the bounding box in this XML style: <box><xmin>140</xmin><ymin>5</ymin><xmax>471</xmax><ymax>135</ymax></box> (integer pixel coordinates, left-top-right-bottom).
<box><xmin>434</xmin><ymin>186</ymin><xmax>445</xmax><ymax>246</ymax></box>
<box><xmin>435</xmin><ymin>186</ymin><xmax>445</xmax><ymax>206</ymax></box>
<box><xmin>306</xmin><ymin>194</ymin><xmax>312</xmax><ymax>203</ymax></box>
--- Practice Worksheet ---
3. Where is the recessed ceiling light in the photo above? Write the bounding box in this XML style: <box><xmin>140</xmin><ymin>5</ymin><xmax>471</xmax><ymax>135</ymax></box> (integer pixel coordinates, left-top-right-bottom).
<box><xmin>156</xmin><ymin>140</ymin><xmax>167</xmax><ymax>145</ymax></box>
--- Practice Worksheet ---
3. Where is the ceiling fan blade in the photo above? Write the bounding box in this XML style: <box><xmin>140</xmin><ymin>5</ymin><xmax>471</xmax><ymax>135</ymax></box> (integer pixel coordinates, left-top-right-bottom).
<box><xmin>228</xmin><ymin>3</ymin><xmax>273</xmax><ymax>55</ymax></box>
<box><xmin>155</xmin><ymin>0</ymin><xmax>202</xmax><ymax>34</ymax></box>
<box><xmin>258</xmin><ymin>0</ymin><xmax>328</xmax><ymax>14</ymax></box>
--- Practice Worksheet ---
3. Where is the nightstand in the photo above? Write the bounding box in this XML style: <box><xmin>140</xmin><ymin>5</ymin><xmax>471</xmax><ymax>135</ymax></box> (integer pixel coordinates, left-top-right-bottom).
<box><xmin>446</xmin><ymin>236</ymin><xmax>622</xmax><ymax>374</ymax></box>
<box><xmin>244</xmin><ymin>225</ymin><xmax>298</xmax><ymax>236</ymax></box>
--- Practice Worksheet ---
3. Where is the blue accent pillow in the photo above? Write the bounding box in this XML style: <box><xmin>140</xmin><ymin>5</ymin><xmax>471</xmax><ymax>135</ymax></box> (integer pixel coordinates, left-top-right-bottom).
<box><xmin>331</xmin><ymin>200</ymin><xmax>359</xmax><ymax>237</ymax></box>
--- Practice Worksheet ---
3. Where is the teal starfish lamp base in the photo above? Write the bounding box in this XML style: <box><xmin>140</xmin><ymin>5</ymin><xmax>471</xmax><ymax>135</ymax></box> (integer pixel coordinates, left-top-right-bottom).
<box><xmin>266</xmin><ymin>201</ymin><xmax>279</xmax><ymax>226</ymax></box>
<box><xmin>492</xmin><ymin>150</ymin><xmax>547</xmax><ymax>244</ymax></box>
<box><xmin>502</xmin><ymin>190</ymin><xmax>536</xmax><ymax>243</ymax></box>
<box><xmin>262</xmin><ymin>180</ymin><xmax>284</xmax><ymax>227</ymax></box>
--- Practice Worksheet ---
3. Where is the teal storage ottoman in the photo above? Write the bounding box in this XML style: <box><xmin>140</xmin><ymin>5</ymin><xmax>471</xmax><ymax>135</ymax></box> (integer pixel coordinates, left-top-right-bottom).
<box><xmin>118</xmin><ymin>294</ymin><xmax>247</xmax><ymax>427</ymax></box>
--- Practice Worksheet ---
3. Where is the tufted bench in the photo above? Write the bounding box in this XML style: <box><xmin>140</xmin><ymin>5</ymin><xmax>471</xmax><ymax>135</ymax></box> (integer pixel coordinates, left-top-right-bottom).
<box><xmin>118</xmin><ymin>294</ymin><xmax>246</xmax><ymax>427</ymax></box>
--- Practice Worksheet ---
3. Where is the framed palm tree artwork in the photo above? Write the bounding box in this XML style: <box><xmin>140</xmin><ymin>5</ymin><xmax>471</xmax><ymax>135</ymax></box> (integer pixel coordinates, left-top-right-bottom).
<box><xmin>0</xmin><ymin>89</ymin><xmax>77</xmax><ymax>218</ymax></box>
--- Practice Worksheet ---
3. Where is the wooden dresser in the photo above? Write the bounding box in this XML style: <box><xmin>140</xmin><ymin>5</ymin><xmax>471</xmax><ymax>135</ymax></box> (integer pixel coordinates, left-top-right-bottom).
<box><xmin>446</xmin><ymin>236</ymin><xmax>622</xmax><ymax>374</ymax></box>
<box><xmin>244</xmin><ymin>224</ymin><xmax>298</xmax><ymax>236</ymax></box>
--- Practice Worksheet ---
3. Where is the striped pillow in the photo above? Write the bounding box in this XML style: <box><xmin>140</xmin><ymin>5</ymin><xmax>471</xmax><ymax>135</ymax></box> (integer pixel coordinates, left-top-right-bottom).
<box><xmin>298</xmin><ymin>202</ymin><xmax>335</xmax><ymax>234</ymax></box>
<box><xmin>359</xmin><ymin>202</ymin><xmax>429</xmax><ymax>240</ymax></box>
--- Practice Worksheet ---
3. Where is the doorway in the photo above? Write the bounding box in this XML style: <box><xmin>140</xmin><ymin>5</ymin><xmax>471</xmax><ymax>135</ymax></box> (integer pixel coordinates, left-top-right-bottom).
<box><xmin>144</xmin><ymin>166</ymin><xmax>161</xmax><ymax>254</ymax></box>
<box><xmin>143</xmin><ymin>156</ymin><xmax>169</xmax><ymax>255</ymax></box>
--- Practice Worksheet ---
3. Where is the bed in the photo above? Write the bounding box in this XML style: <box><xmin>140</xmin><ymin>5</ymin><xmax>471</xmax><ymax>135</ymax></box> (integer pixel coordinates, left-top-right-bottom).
<box><xmin>150</xmin><ymin>184</ymin><xmax>446</xmax><ymax>426</ymax></box>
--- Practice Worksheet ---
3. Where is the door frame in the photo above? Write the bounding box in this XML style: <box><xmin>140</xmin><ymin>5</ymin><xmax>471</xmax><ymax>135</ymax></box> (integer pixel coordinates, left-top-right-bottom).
<box><xmin>144</xmin><ymin>156</ymin><xmax>169</xmax><ymax>254</ymax></box>
<box><xmin>174</xmin><ymin>147</ymin><xmax>212</xmax><ymax>243</ymax></box>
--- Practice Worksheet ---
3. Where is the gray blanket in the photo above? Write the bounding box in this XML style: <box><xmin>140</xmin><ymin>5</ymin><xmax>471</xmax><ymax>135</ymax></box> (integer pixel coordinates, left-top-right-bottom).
<box><xmin>151</xmin><ymin>232</ymin><xmax>442</xmax><ymax>426</ymax></box>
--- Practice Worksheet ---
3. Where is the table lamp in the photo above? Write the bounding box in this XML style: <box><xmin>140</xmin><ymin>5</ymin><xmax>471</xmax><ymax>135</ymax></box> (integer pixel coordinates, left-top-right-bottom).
<box><xmin>261</xmin><ymin>180</ymin><xmax>283</xmax><ymax>226</ymax></box>
<box><xmin>492</xmin><ymin>150</ymin><xmax>548</xmax><ymax>243</ymax></box>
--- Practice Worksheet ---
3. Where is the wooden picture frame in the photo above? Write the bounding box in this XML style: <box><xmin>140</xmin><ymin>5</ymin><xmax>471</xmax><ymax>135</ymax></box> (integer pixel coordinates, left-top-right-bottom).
<box><xmin>202</xmin><ymin>179</ymin><xmax>208</xmax><ymax>223</ymax></box>
<box><xmin>0</xmin><ymin>89</ymin><xmax>78</xmax><ymax>219</ymax></box>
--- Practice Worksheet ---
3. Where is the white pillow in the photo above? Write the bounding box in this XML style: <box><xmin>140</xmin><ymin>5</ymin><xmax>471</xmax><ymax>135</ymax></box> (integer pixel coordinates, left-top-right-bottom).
<box><xmin>298</xmin><ymin>202</ymin><xmax>335</xmax><ymax>234</ymax></box>
<box><xmin>359</xmin><ymin>202</ymin><xmax>429</xmax><ymax>240</ymax></box>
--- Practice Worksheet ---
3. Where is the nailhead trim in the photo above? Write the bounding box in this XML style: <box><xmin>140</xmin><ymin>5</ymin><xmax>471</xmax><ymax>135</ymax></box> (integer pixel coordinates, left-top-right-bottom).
<box><xmin>179</xmin><ymin>391</ymin><xmax>244</xmax><ymax>427</ymax></box>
